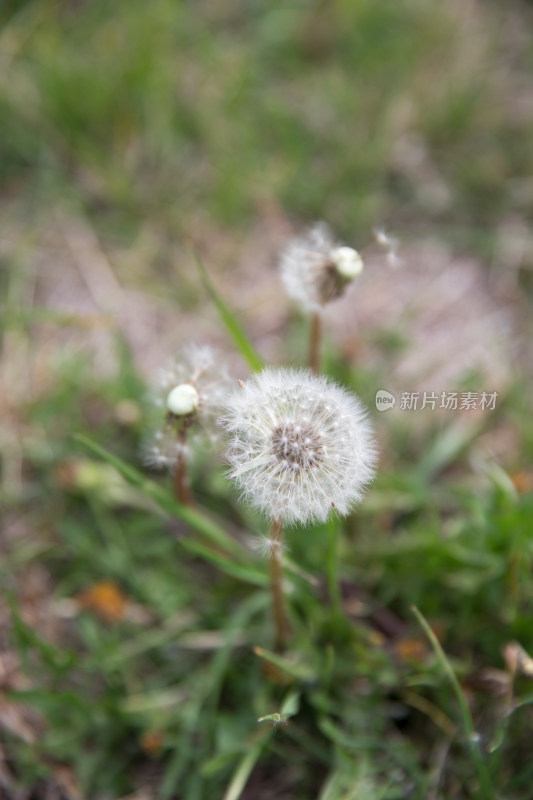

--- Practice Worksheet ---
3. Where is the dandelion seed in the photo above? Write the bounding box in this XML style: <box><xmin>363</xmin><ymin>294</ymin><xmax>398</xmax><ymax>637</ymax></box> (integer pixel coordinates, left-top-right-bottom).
<box><xmin>280</xmin><ymin>222</ymin><xmax>363</xmax><ymax>313</ymax></box>
<box><xmin>248</xmin><ymin>532</ymin><xmax>287</xmax><ymax>559</ymax></box>
<box><xmin>144</xmin><ymin>438</ymin><xmax>188</xmax><ymax>471</ymax></box>
<box><xmin>220</xmin><ymin>367</ymin><xmax>377</xmax><ymax>526</ymax></box>
<box><xmin>374</xmin><ymin>227</ymin><xmax>403</xmax><ymax>268</ymax></box>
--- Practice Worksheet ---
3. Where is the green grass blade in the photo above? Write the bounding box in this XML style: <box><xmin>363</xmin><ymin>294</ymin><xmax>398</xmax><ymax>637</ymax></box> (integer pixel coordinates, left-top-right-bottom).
<box><xmin>417</xmin><ymin>420</ymin><xmax>485</xmax><ymax>481</ymax></box>
<box><xmin>161</xmin><ymin>593</ymin><xmax>269</xmax><ymax>799</ymax></box>
<box><xmin>183</xmin><ymin>539</ymin><xmax>268</xmax><ymax>586</ymax></box>
<box><xmin>253</xmin><ymin>646</ymin><xmax>315</xmax><ymax>682</ymax></box>
<box><xmin>8</xmin><ymin>596</ymin><xmax>76</xmax><ymax>675</ymax></box>
<box><xmin>192</xmin><ymin>251</ymin><xmax>263</xmax><ymax>372</ymax></box>
<box><xmin>74</xmin><ymin>434</ymin><xmax>246</xmax><ymax>561</ymax></box>
<box><xmin>412</xmin><ymin>605</ymin><xmax>496</xmax><ymax>799</ymax></box>
<box><xmin>222</xmin><ymin>732</ymin><xmax>271</xmax><ymax>800</ymax></box>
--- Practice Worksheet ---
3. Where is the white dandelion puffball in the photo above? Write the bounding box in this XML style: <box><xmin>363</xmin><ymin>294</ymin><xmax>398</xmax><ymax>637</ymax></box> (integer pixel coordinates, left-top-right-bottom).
<box><xmin>145</xmin><ymin>344</ymin><xmax>229</xmax><ymax>470</ymax></box>
<box><xmin>221</xmin><ymin>368</ymin><xmax>377</xmax><ymax>525</ymax></box>
<box><xmin>280</xmin><ymin>222</ymin><xmax>363</xmax><ymax>313</ymax></box>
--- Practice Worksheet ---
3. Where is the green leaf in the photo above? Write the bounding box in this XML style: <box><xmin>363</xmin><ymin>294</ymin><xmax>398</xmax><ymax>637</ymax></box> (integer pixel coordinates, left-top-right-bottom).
<box><xmin>280</xmin><ymin>688</ymin><xmax>301</xmax><ymax>717</ymax></box>
<box><xmin>193</xmin><ymin>250</ymin><xmax>263</xmax><ymax>372</ymax></box>
<box><xmin>257</xmin><ymin>689</ymin><xmax>301</xmax><ymax>726</ymax></box>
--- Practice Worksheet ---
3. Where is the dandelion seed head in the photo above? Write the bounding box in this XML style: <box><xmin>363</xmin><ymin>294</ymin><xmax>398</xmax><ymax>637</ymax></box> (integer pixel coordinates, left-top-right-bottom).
<box><xmin>280</xmin><ymin>223</ymin><xmax>363</xmax><ymax>313</ymax></box>
<box><xmin>220</xmin><ymin>367</ymin><xmax>377</xmax><ymax>525</ymax></box>
<box><xmin>144</xmin><ymin>343</ymin><xmax>230</xmax><ymax>471</ymax></box>
<box><xmin>155</xmin><ymin>343</ymin><xmax>229</xmax><ymax>425</ymax></box>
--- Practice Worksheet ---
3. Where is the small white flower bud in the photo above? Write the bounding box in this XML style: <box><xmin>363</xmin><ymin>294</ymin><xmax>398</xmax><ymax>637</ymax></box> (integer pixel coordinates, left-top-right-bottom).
<box><xmin>331</xmin><ymin>246</ymin><xmax>363</xmax><ymax>279</ymax></box>
<box><xmin>166</xmin><ymin>383</ymin><xmax>199</xmax><ymax>416</ymax></box>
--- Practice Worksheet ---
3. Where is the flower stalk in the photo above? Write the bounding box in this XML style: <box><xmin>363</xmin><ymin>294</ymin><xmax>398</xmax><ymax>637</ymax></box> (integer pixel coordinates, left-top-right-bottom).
<box><xmin>309</xmin><ymin>311</ymin><xmax>322</xmax><ymax>374</ymax></box>
<box><xmin>173</xmin><ymin>429</ymin><xmax>194</xmax><ymax>506</ymax></box>
<box><xmin>269</xmin><ymin>519</ymin><xmax>289</xmax><ymax>651</ymax></box>
<box><xmin>326</xmin><ymin>518</ymin><xmax>343</xmax><ymax>622</ymax></box>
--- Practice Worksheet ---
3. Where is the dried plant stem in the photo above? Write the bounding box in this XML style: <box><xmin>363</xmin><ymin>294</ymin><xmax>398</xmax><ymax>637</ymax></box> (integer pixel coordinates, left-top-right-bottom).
<box><xmin>309</xmin><ymin>311</ymin><xmax>322</xmax><ymax>374</ymax></box>
<box><xmin>269</xmin><ymin>519</ymin><xmax>289</xmax><ymax>651</ymax></box>
<box><xmin>173</xmin><ymin>431</ymin><xmax>194</xmax><ymax>506</ymax></box>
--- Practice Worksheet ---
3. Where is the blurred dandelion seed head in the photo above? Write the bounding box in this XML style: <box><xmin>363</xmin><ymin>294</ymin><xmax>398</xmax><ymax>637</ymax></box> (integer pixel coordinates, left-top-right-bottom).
<box><xmin>280</xmin><ymin>223</ymin><xmax>364</xmax><ymax>313</ymax></box>
<box><xmin>144</xmin><ymin>344</ymin><xmax>230</xmax><ymax>470</ymax></box>
<box><xmin>144</xmin><ymin>436</ymin><xmax>189</xmax><ymax>471</ymax></box>
<box><xmin>221</xmin><ymin>367</ymin><xmax>377</xmax><ymax>525</ymax></box>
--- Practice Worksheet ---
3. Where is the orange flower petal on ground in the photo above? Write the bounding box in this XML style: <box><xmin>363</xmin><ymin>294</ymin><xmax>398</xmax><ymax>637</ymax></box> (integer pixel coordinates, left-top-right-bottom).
<box><xmin>77</xmin><ymin>580</ymin><xmax>127</xmax><ymax>623</ymax></box>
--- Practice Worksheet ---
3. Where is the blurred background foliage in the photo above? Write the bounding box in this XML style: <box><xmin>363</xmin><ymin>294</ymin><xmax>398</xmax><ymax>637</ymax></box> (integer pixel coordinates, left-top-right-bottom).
<box><xmin>2</xmin><ymin>0</ymin><xmax>532</xmax><ymax>243</ymax></box>
<box><xmin>2</xmin><ymin>0</ymin><xmax>533</xmax><ymax>798</ymax></box>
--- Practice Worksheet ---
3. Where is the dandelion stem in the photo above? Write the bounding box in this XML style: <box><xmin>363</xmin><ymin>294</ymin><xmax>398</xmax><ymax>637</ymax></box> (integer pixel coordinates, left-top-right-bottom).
<box><xmin>269</xmin><ymin>519</ymin><xmax>289</xmax><ymax>651</ymax></box>
<box><xmin>309</xmin><ymin>312</ymin><xmax>322</xmax><ymax>374</ymax></box>
<box><xmin>326</xmin><ymin>518</ymin><xmax>343</xmax><ymax>621</ymax></box>
<box><xmin>173</xmin><ymin>431</ymin><xmax>194</xmax><ymax>506</ymax></box>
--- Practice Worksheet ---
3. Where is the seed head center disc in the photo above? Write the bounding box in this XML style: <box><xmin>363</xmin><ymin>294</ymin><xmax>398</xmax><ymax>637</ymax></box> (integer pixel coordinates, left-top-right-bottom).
<box><xmin>272</xmin><ymin>423</ymin><xmax>323</xmax><ymax>473</ymax></box>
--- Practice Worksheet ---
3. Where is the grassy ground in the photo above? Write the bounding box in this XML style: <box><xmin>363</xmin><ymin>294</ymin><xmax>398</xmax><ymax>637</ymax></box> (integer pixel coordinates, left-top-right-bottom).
<box><xmin>2</xmin><ymin>1</ymin><xmax>533</xmax><ymax>798</ymax></box>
